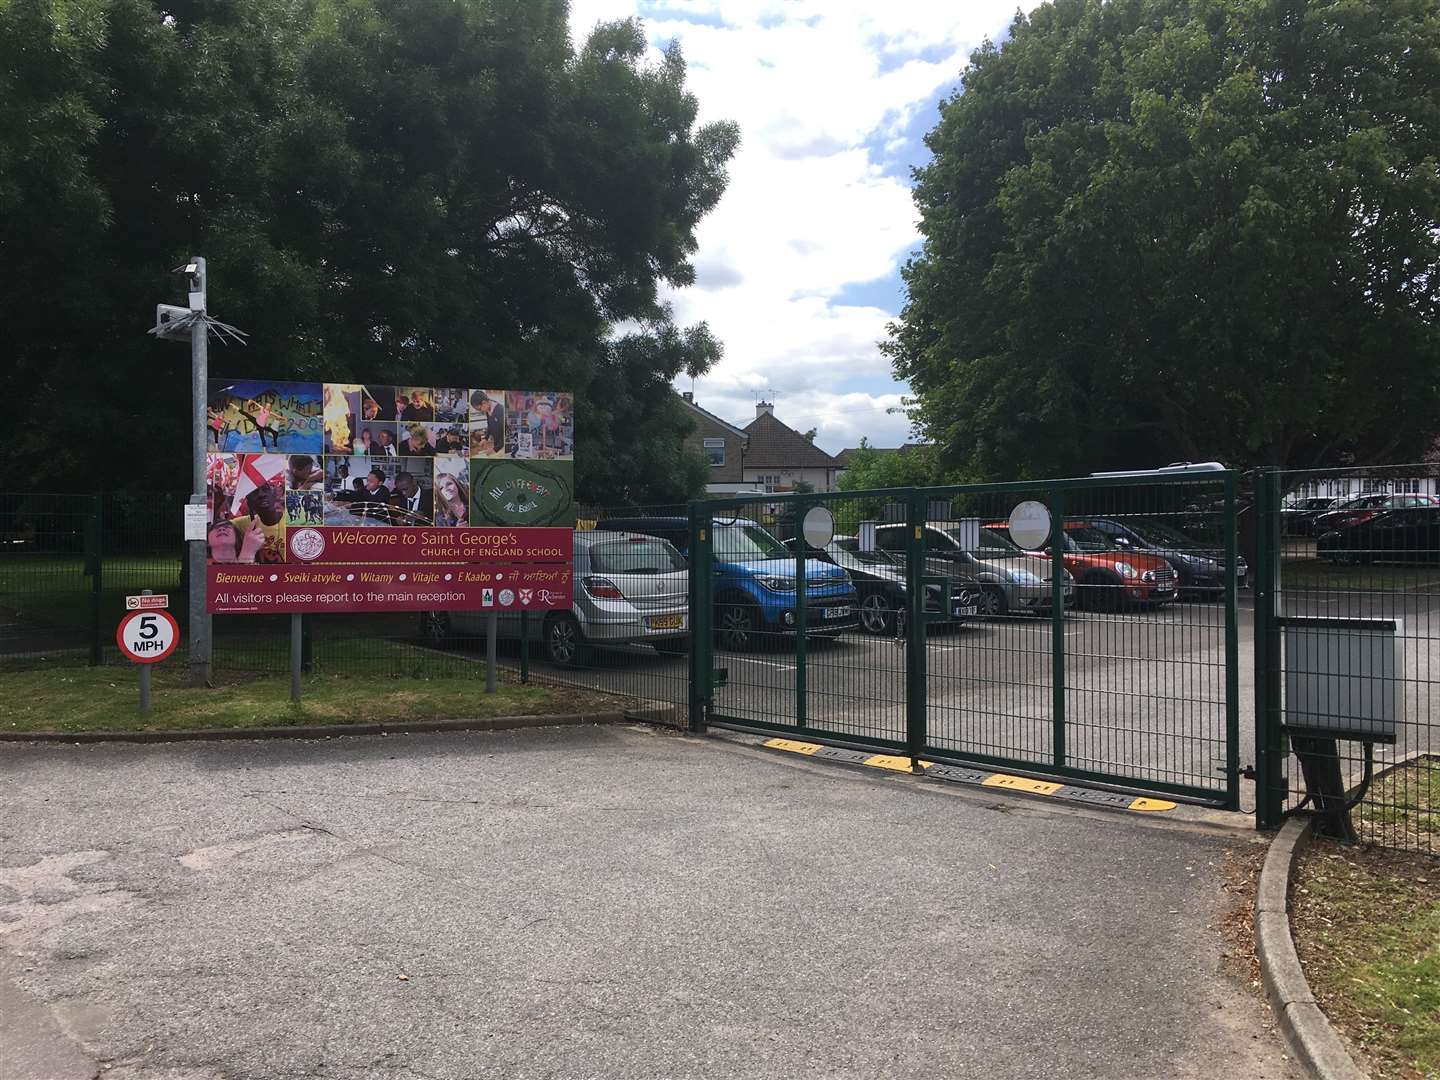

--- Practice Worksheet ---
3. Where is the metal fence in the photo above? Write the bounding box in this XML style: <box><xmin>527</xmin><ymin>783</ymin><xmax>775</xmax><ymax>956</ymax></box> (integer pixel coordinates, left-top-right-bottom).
<box><xmin>1254</xmin><ymin>465</ymin><xmax>1440</xmax><ymax>854</ymax></box>
<box><xmin>688</xmin><ymin>473</ymin><xmax>1242</xmax><ymax>806</ymax></box>
<box><xmin>4</xmin><ymin>476</ymin><xmax>1436</xmax><ymax>853</ymax></box>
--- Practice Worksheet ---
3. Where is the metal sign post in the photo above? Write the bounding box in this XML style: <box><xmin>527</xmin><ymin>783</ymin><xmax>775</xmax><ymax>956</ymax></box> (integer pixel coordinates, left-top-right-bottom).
<box><xmin>117</xmin><ymin>591</ymin><xmax>181</xmax><ymax>713</ymax></box>
<box><xmin>290</xmin><ymin>614</ymin><xmax>303</xmax><ymax>703</ymax></box>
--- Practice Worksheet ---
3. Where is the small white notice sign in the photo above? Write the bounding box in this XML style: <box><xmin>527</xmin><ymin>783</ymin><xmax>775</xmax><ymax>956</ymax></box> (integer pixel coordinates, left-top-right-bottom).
<box><xmin>183</xmin><ymin>503</ymin><xmax>208</xmax><ymax>541</ymax></box>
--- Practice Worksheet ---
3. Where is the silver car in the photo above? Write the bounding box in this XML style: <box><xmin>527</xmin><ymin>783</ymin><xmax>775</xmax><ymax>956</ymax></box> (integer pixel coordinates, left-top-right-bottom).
<box><xmin>422</xmin><ymin>531</ymin><xmax>689</xmax><ymax>666</ymax></box>
<box><xmin>875</xmin><ymin>523</ymin><xmax>1074</xmax><ymax>617</ymax></box>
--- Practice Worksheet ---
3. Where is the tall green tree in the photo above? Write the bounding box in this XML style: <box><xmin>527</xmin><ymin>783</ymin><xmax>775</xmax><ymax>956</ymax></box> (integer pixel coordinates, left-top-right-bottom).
<box><xmin>887</xmin><ymin>0</ymin><xmax>1440</xmax><ymax>480</ymax></box>
<box><xmin>0</xmin><ymin>0</ymin><xmax>737</xmax><ymax>501</ymax></box>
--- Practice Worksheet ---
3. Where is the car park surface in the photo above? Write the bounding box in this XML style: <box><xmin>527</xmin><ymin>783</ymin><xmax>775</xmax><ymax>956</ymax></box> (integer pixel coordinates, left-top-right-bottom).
<box><xmin>0</xmin><ymin>727</ymin><xmax>1303</xmax><ymax>1080</ymax></box>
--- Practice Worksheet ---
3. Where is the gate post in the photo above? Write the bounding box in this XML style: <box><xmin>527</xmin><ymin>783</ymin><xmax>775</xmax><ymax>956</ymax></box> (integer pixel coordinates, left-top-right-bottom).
<box><xmin>1223</xmin><ymin>471</ymin><xmax>1241</xmax><ymax>810</ymax></box>
<box><xmin>904</xmin><ymin>491</ymin><xmax>927</xmax><ymax>766</ymax></box>
<box><xmin>1253</xmin><ymin>469</ymin><xmax>1285</xmax><ymax>828</ymax></box>
<box><xmin>794</xmin><ymin>497</ymin><xmax>808</xmax><ymax>731</ymax></box>
<box><xmin>87</xmin><ymin>494</ymin><xmax>103</xmax><ymax>667</ymax></box>
<box><xmin>1048</xmin><ymin>488</ymin><xmax>1066</xmax><ymax>769</ymax></box>
<box><xmin>687</xmin><ymin>503</ymin><xmax>713</xmax><ymax>734</ymax></box>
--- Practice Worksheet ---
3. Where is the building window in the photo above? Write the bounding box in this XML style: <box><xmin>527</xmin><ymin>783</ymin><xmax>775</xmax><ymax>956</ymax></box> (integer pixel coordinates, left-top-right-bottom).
<box><xmin>757</xmin><ymin>473</ymin><xmax>781</xmax><ymax>493</ymax></box>
<box><xmin>703</xmin><ymin>438</ymin><xmax>725</xmax><ymax>467</ymax></box>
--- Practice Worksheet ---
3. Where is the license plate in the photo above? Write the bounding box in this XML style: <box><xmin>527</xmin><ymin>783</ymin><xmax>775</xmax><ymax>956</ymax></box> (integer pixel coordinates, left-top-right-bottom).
<box><xmin>953</xmin><ymin>605</ymin><xmax>977</xmax><ymax>617</ymax></box>
<box><xmin>824</xmin><ymin>606</ymin><xmax>852</xmax><ymax>619</ymax></box>
<box><xmin>648</xmin><ymin>614</ymin><xmax>684</xmax><ymax>630</ymax></box>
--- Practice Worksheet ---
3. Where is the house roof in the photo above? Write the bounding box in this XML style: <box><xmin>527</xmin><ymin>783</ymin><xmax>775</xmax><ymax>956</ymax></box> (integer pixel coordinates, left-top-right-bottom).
<box><xmin>834</xmin><ymin>443</ymin><xmax>926</xmax><ymax>467</ymax></box>
<box><xmin>678</xmin><ymin>394</ymin><xmax>748</xmax><ymax>439</ymax></box>
<box><xmin>741</xmin><ymin>411</ymin><xmax>840</xmax><ymax>469</ymax></box>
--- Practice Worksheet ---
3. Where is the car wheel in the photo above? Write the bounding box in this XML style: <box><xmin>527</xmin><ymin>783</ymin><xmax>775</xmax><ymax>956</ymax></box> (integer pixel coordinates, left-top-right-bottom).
<box><xmin>716</xmin><ymin>599</ymin><xmax>761</xmax><ymax>651</ymax></box>
<box><xmin>1082</xmin><ymin>572</ymin><xmax>1124</xmax><ymax>613</ymax></box>
<box><xmin>979</xmin><ymin>585</ymin><xmax>1007</xmax><ymax>618</ymax></box>
<box><xmin>653</xmin><ymin>636</ymin><xmax>688</xmax><ymax>656</ymax></box>
<box><xmin>858</xmin><ymin>592</ymin><xmax>895</xmax><ymax>635</ymax></box>
<box><xmin>418</xmin><ymin>610</ymin><xmax>451</xmax><ymax>646</ymax></box>
<box><xmin>543</xmin><ymin>612</ymin><xmax>589</xmax><ymax>667</ymax></box>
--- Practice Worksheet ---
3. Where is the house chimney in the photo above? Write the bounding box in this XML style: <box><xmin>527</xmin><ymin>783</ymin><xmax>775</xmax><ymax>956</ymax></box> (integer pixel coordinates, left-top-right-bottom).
<box><xmin>682</xmin><ymin>391</ymin><xmax>693</xmax><ymax>402</ymax></box>
<box><xmin>756</xmin><ymin>400</ymin><xmax>774</xmax><ymax>418</ymax></box>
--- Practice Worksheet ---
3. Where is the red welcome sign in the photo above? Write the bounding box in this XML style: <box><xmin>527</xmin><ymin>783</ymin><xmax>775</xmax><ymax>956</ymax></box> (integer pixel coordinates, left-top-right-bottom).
<box><xmin>207</xmin><ymin>526</ymin><xmax>572</xmax><ymax>614</ymax></box>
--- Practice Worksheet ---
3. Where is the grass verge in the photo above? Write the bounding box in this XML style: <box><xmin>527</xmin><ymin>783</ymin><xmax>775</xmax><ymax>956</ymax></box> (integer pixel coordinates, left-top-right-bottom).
<box><xmin>1290</xmin><ymin>837</ymin><xmax>1440</xmax><ymax>1080</ymax></box>
<box><xmin>1356</xmin><ymin>757</ymin><xmax>1439</xmax><ymax>852</ymax></box>
<box><xmin>0</xmin><ymin>663</ymin><xmax>628</xmax><ymax>734</ymax></box>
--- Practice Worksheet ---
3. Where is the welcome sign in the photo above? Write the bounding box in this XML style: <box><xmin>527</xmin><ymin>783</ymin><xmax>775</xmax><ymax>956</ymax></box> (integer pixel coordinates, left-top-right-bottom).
<box><xmin>204</xmin><ymin>378</ymin><xmax>575</xmax><ymax>614</ymax></box>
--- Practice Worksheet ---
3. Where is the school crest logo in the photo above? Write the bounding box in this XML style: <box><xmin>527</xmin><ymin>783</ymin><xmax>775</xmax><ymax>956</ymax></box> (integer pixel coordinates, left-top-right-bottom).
<box><xmin>518</xmin><ymin>588</ymin><xmax>533</xmax><ymax>605</ymax></box>
<box><xmin>290</xmin><ymin>528</ymin><xmax>326</xmax><ymax>561</ymax></box>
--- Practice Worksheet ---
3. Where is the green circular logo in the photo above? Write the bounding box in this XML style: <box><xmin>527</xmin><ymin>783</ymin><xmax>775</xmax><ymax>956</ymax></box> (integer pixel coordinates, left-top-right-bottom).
<box><xmin>470</xmin><ymin>461</ymin><xmax>574</xmax><ymax>526</ymax></box>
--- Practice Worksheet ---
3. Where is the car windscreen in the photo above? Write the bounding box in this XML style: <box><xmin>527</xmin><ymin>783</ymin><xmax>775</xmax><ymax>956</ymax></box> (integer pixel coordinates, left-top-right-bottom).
<box><xmin>1129</xmin><ymin>520</ymin><xmax>1201</xmax><ymax>548</ymax></box>
<box><xmin>978</xmin><ymin>527</ymin><xmax>1023</xmax><ymax>553</ymax></box>
<box><xmin>826</xmin><ymin>546</ymin><xmax>897</xmax><ymax>572</ymax></box>
<box><xmin>1063</xmin><ymin>525</ymin><xmax>1114</xmax><ymax>552</ymax></box>
<box><xmin>1339</xmin><ymin>495</ymin><xmax>1388</xmax><ymax>508</ymax></box>
<box><xmin>588</xmin><ymin>539</ymin><xmax>685</xmax><ymax>574</ymax></box>
<box><xmin>713</xmin><ymin>524</ymin><xmax>789</xmax><ymax>560</ymax></box>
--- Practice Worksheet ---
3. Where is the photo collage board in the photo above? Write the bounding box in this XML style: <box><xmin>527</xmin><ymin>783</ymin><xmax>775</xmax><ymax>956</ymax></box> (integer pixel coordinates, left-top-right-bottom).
<box><xmin>205</xmin><ymin>380</ymin><xmax>574</xmax><ymax>565</ymax></box>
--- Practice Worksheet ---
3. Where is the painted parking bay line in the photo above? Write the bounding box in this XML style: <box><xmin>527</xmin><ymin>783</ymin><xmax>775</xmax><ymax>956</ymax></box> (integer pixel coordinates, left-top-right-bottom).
<box><xmin>760</xmin><ymin>739</ymin><xmax>1175</xmax><ymax>814</ymax></box>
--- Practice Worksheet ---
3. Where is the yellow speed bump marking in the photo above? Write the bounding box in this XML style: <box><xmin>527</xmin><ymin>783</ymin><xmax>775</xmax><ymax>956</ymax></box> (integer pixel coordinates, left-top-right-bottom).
<box><xmin>863</xmin><ymin>754</ymin><xmax>931</xmax><ymax>773</ymax></box>
<box><xmin>982</xmin><ymin>773</ymin><xmax>1062</xmax><ymax>796</ymax></box>
<box><xmin>763</xmin><ymin>738</ymin><xmax>822</xmax><ymax>755</ymax></box>
<box><xmin>1127</xmin><ymin>797</ymin><xmax>1177</xmax><ymax>812</ymax></box>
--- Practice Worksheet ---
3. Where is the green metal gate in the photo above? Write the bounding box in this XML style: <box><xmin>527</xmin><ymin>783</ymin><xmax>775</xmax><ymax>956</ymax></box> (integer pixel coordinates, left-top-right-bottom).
<box><xmin>688</xmin><ymin>471</ymin><xmax>1241</xmax><ymax>808</ymax></box>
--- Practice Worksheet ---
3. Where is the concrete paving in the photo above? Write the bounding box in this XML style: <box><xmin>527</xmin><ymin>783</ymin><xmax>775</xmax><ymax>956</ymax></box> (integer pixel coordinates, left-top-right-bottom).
<box><xmin>1</xmin><ymin>725</ymin><xmax>1300</xmax><ymax>1079</ymax></box>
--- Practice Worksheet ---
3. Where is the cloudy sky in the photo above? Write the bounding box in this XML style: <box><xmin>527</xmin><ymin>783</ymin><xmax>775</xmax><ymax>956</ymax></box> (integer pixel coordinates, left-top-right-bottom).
<box><xmin>568</xmin><ymin>0</ymin><xmax>1034</xmax><ymax>453</ymax></box>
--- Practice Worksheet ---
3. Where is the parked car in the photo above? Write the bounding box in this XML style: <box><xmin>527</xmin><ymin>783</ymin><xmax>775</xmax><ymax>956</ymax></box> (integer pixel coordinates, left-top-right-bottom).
<box><xmin>1317</xmin><ymin>506</ymin><xmax>1440</xmax><ymax>565</ymax></box>
<box><xmin>1076</xmin><ymin>517</ymin><xmax>1247</xmax><ymax>598</ymax></box>
<box><xmin>419</xmin><ymin>530</ymin><xmax>689</xmax><ymax>666</ymax></box>
<box><xmin>787</xmin><ymin>536</ymin><xmax>980</xmax><ymax>635</ymax></box>
<box><xmin>1311</xmin><ymin>493</ymin><xmax>1439</xmax><ymax>535</ymax></box>
<box><xmin>984</xmin><ymin>522</ymin><xmax>1178</xmax><ymax>611</ymax></box>
<box><xmin>1280</xmin><ymin>496</ymin><xmax>1338</xmax><ymax>537</ymax></box>
<box><xmin>872</xmin><ymin>523</ymin><xmax>1073</xmax><ymax>617</ymax></box>
<box><xmin>596</xmin><ymin>515</ymin><xmax>859</xmax><ymax>650</ymax></box>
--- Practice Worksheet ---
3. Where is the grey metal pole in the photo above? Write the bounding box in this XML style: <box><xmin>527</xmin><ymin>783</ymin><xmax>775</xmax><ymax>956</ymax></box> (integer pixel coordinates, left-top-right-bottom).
<box><xmin>139</xmin><ymin>589</ymin><xmax>153</xmax><ymax>714</ymax></box>
<box><xmin>290</xmin><ymin>613</ymin><xmax>302</xmax><ymax>703</ymax></box>
<box><xmin>188</xmin><ymin>256</ymin><xmax>212</xmax><ymax>687</ymax></box>
<box><xmin>485</xmin><ymin>612</ymin><xmax>498</xmax><ymax>693</ymax></box>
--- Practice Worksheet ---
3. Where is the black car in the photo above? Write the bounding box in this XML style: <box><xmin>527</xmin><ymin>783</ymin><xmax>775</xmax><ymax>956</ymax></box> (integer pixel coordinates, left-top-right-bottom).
<box><xmin>1317</xmin><ymin>506</ymin><xmax>1440</xmax><ymax>565</ymax></box>
<box><xmin>1079</xmin><ymin>517</ymin><xmax>1247</xmax><ymax>598</ymax></box>
<box><xmin>1281</xmin><ymin>497</ymin><xmax>1338</xmax><ymax>537</ymax></box>
<box><xmin>786</xmin><ymin>537</ymin><xmax>980</xmax><ymax>635</ymax></box>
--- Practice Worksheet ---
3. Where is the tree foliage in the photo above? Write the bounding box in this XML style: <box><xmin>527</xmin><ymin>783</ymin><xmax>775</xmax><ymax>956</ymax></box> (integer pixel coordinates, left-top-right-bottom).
<box><xmin>836</xmin><ymin>440</ymin><xmax>939</xmax><ymax>492</ymax></box>
<box><xmin>0</xmin><ymin>0</ymin><xmax>738</xmax><ymax>502</ymax></box>
<box><xmin>888</xmin><ymin>0</ymin><xmax>1440</xmax><ymax>480</ymax></box>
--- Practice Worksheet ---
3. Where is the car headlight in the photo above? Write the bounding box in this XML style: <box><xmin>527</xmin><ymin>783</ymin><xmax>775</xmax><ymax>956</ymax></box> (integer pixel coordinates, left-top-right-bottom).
<box><xmin>755</xmin><ymin>576</ymin><xmax>796</xmax><ymax>592</ymax></box>
<box><xmin>1114</xmin><ymin>562</ymin><xmax>1138</xmax><ymax>579</ymax></box>
<box><xmin>1008</xmin><ymin>570</ymin><xmax>1041</xmax><ymax>585</ymax></box>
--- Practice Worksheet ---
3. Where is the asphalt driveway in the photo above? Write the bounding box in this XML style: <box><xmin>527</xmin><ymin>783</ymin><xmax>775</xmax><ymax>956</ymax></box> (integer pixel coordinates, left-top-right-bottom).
<box><xmin>0</xmin><ymin>725</ymin><xmax>1299</xmax><ymax>1079</ymax></box>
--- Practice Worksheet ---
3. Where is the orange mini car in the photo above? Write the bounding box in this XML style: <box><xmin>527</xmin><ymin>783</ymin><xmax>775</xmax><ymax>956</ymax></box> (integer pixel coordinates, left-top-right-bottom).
<box><xmin>982</xmin><ymin>521</ymin><xmax>1177</xmax><ymax>611</ymax></box>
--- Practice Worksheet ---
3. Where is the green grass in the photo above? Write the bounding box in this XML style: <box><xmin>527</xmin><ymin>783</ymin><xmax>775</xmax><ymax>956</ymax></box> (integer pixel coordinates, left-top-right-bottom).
<box><xmin>1292</xmin><ymin>837</ymin><xmax>1440</xmax><ymax>1080</ymax></box>
<box><xmin>1281</xmin><ymin>558</ymin><xmax>1440</xmax><ymax>592</ymax></box>
<box><xmin>1357</xmin><ymin>758</ymin><xmax>1440</xmax><ymax>849</ymax></box>
<box><xmin>0</xmin><ymin>662</ymin><xmax>625</xmax><ymax>734</ymax></box>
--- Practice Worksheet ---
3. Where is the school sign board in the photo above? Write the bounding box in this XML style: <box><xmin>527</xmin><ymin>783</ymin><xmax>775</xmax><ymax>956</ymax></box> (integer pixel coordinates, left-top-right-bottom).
<box><xmin>205</xmin><ymin>379</ymin><xmax>575</xmax><ymax>615</ymax></box>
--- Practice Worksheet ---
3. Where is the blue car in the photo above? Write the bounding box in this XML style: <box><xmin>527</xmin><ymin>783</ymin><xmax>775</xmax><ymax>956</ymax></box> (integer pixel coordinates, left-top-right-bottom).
<box><xmin>596</xmin><ymin>516</ymin><xmax>859</xmax><ymax>650</ymax></box>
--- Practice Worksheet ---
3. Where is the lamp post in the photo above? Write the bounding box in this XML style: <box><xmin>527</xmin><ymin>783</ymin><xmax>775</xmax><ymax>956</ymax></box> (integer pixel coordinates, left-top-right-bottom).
<box><xmin>150</xmin><ymin>257</ymin><xmax>247</xmax><ymax>686</ymax></box>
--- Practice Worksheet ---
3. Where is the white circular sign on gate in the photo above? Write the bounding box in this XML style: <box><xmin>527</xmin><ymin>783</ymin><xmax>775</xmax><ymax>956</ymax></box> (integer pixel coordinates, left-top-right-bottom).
<box><xmin>1008</xmin><ymin>500</ymin><xmax>1052</xmax><ymax>550</ymax></box>
<box><xmin>802</xmin><ymin>506</ymin><xmax>835</xmax><ymax>550</ymax></box>
<box><xmin>116</xmin><ymin>609</ymin><xmax>181</xmax><ymax>664</ymax></box>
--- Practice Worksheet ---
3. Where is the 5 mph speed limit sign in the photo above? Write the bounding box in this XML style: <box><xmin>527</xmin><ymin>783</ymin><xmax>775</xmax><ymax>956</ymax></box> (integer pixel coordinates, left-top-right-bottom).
<box><xmin>117</xmin><ymin>609</ymin><xmax>180</xmax><ymax>664</ymax></box>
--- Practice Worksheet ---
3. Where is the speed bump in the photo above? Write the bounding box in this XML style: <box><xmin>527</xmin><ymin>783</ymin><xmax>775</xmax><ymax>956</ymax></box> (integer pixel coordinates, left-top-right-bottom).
<box><xmin>760</xmin><ymin>737</ymin><xmax>1176</xmax><ymax>814</ymax></box>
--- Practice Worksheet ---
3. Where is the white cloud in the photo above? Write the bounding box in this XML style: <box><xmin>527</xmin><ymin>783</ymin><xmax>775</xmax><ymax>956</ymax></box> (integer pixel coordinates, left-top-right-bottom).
<box><xmin>568</xmin><ymin>1</ymin><xmax>1033</xmax><ymax>453</ymax></box>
